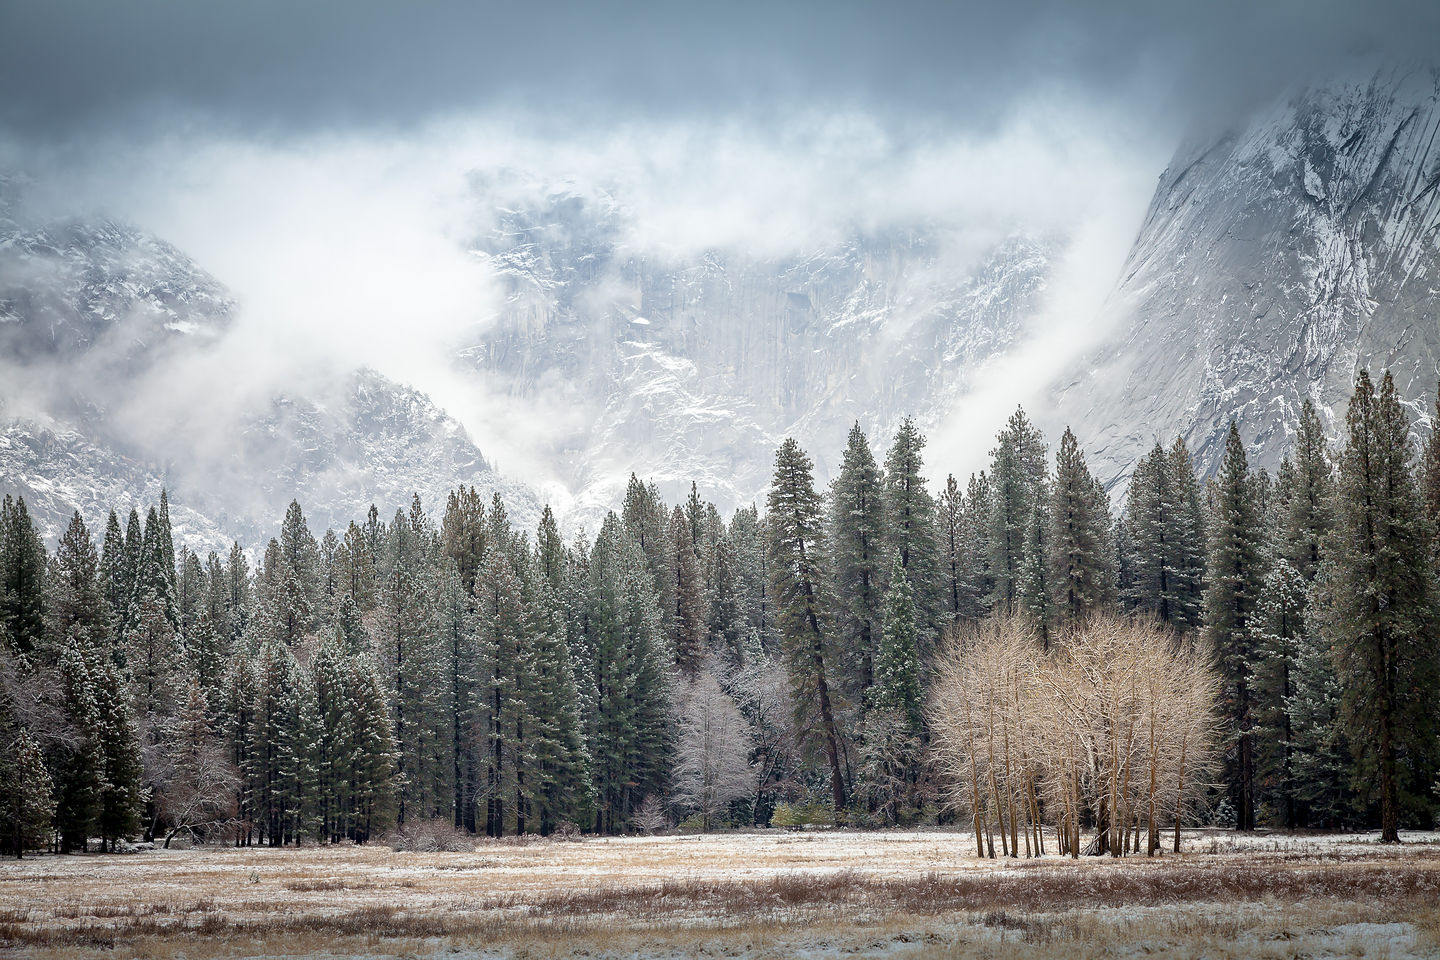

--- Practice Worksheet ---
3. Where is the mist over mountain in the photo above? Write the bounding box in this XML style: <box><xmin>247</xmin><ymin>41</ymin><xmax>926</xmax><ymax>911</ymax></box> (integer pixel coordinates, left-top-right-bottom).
<box><xmin>5</xmin><ymin>63</ymin><xmax>1440</xmax><ymax>549</ymax></box>
<box><xmin>2</xmin><ymin>0</ymin><xmax>1439</xmax><ymax>549</ymax></box>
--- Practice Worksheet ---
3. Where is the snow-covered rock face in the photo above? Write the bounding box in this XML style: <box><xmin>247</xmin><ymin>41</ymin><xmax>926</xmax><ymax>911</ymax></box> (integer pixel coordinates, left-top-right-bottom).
<box><xmin>463</xmin><ymin>182</ymin><xmax>1054</xmax><ymax>522</ymax></box>
<box><xmin>1055</xmin><ymin>66</ymin><xmax>1440</xmax><ymax>488</ymax></box>
<box><xmin>0</xmin><ymin>191</ymin><xmax>530</xmax><ymax>554</ymax></box>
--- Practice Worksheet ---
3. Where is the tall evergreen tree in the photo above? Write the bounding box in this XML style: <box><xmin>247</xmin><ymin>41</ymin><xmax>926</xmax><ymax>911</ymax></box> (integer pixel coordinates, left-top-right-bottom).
<box><xmin>621</xmin><ymin>474</ymin><xmax>673</xmax><ymax>625</ymax></box>
<box><xmin>93</xmin><ymin>657</ymin><xmax>143</xmax><ymax>850</ymax></box>
<box><xmin>0</xmin><ymin>496</ymin><xmax>47</xmax><ymax>657</ymax></box>
<box><xmin>872</xmin><ymin>554</ymin><xmax>922</xmax><ymax>735</ymax></box>
<box><xmin>987</xmin><ymin>408</ymin><xmax>1047</xmax><ymax>615</ymax></box>
<box><xmin>99</xmin><ymin>510</ymin><xmax>127</xmax><ymax>640</ymax></box>
<box><xmin>668</xmin><ymin>505</ymin><xmax>706</xmax><ymax>677</ymax></box>
<box><xmin>46</xmin><ymin>511</ymin><xmax>109</xmax><ymax>655</ymax></box>
<box><xmin>53</xmin><ymin>640</ymin><xmax>104</xmax><ymax>851</ymax></box>
<box><xmin>1124</xmin><ymin>439</ymin><xmax>1204</xmax><ymax>629</ymax></box>
<box><xmin>0</xmin><ymin>729</ymin><xmax>54</xmax><ymax>858</ymax></box>
<box><xmin>1204</xmin><ymin>421</ymin><xmax>1267</xmax><ymax>830</ymax></box>
<box><xmin>767</xmin><ymin>438</ymin><xmax>848</xmax><ymax>816</ymax></box>
<box><xmin>587</xmin><ymin>513</ymin><xmax>670</xmax><ymax>832</ymax></box>
<box><xmin>157</xmin><ymin>488</ymin><xmax>177</xmax><ymax>588</ymax></box>
<box><xmin>1048</xmin><ymin>428</ymin><xmax>1117</xmax><ymax>627</ymax></box>
<box><xmin>829</xmin><ymin>422</ymin><xmax>885</xmax><ymax>702</ymax></box>
<box><xmin>1316</xmin><ymin>370</ymin><xmax>1440</xmax><ymax>841</ymax></box>
<box><xmin>441</xmin><ymin>486</ymin><xmax>487</xmax><ymax>597</ymax></box>
<box><xmin>882</xmin><ymin>417</ymin><xmax>941</xmax><ymax>641</ymax></box>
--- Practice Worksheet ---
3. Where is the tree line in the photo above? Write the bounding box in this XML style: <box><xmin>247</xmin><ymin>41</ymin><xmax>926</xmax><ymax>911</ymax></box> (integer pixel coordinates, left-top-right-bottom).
<box><xmin>1</xmin><ymin>368</ymin><xmax>1437</xmax><ymax>856</ymax></box>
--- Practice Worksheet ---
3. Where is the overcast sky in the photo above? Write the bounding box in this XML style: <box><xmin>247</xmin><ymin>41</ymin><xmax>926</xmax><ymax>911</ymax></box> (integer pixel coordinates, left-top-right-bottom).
<box><xmin>3</xmin><ymin>0</ymin><xmax>1434</xmax><ymax>140</ymax></box>
<box><xmin>2</xmin><ymin>0</ymin><xmax>1435</xmax><ymax>499</ymax></box>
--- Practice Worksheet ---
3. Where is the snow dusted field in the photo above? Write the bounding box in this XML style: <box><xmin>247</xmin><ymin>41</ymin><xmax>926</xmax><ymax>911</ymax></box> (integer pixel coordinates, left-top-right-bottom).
<box><xmin>2</xmin><ymin>829</ymin><xmax>1439</xmax><ymax>958</ymax></box>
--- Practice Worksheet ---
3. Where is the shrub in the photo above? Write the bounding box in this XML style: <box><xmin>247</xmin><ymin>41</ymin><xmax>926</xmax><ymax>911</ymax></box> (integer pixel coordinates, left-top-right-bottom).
<box><xmin>380</xmin><ymin>819</ymin><xmax>475</xmax><ymax>852</ymax></box>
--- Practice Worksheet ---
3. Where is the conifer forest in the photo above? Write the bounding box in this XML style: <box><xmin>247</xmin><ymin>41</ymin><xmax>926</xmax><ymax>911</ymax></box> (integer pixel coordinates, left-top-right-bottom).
<box><xmin>5</xmin><ymin>370</ymin><xmax>1438</xmax><ymax>860</ymax></box>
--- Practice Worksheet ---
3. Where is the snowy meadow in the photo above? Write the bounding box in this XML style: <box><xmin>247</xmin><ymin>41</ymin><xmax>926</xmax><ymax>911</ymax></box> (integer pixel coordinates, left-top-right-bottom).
<box><xmin>3</xmin><ymin>829</ymin><xmax>1439</xmax><ymax>959</ymax></box>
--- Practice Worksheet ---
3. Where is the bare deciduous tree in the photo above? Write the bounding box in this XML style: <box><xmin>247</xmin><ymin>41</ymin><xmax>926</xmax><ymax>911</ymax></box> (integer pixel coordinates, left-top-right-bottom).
<box><xmin>930</xmin><ymin>613</ymin><xmax>1219</xmax><ymax>858</ymax></box>
<box><xmin>673</xmin><ymin>664</ymin><xmax>758</xmax><ymax>830</ymax></box>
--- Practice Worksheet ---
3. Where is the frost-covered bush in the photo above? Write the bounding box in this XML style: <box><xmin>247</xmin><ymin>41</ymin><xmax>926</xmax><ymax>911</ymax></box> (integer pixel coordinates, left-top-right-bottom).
<box><xmin>381</xmin><ymin>820</ymin><xmax>475</xmax><ymax>852</ymax></box>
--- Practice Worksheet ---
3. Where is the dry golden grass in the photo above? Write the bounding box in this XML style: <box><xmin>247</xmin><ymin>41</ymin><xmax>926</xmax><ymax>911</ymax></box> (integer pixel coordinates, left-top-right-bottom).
<box><xmin>2</xmin><ymin>829</ymin><xmax>1438</xmax><ymax>958</ymax></box>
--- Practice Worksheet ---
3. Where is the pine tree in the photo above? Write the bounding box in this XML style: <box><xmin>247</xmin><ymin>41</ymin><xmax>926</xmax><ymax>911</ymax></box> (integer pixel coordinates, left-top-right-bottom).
<box><xmin>223</xmin><ymin>542</ymin><xmax>251</xmax><ymax>646</ymax></box>
<box><xmin>830</xmin><ymin>422</ymin><xmax>885</xmax><ymax>703</ymax></box>
<box><xmin>46</xmin><ymin>511</ymin><xmax>109</xmax><ymax>657</ymax></box>
<box><xmin>53</xmin><ymin>640</ymin><xmax>104</xmax><ymax>851</ymax></box>
<box><xmin>1421</xmin><ymin>381</ymin><xmax>1440</xmax><ymax>549</ymax></box>
<box><xmin>376</xmin><ymin>501</ymin><xmax>443</xmax><ymax>827</ymax></box>
<box><xmin>1048</xmin><ymin>428</ymin><xmax>1117</xmax><ymax>627</ymax></box>
<box><xmin>962</xmin><ymin>472</ymin><xmax>994</xmax><ymax>618</ymax></box>
<box><xmin>157</xmin><ymin>488</ymin><xmax>177</xmax><ymax>589</ymax></box>
<box><xmin>587</xmin><ymin>512</ymin><xmax>670</xmax><ymax>832</ymax></box>
<box><xmin>251</xmin><ymin>636</ymin><xmax>301</xmax><ymax>845</ymax></box>
<box><xmin>767</xmin><ymin>438</ymin><xmax>848</xmax><ymax>816</ymax></box>
<box><xmin>347</xmin><ymin>652</ymin><xmax>398</xmax><ymax>841</ymax></box>
<box><xmin>1017</xmin><ymin>484</ymin><xmax>1053</xmax><ymax>643</ymax></box>
<box><xmin>705</xmin><ymin>529</ymin><xmax>744</xmax><ymax>662</ymax></box>
<box><xmin>0</xmin><ymin>729</ymin><xmax>54</xmax><ymax>858</ymax></box>
<box><xmin>441</xmin><ymin>486</ymin><xmax>487</xmax><ymax>596</ymax></box>
<box><xmin>99</xmin><ymin>510</ymin><xmax>127</xmax><ymax>638</ymax></box>
<box><xmin>270</xmin><ymin>501</ymin><xmax>321</xmax><ymax>645</ymax></box>
<box><xmin>517</xmin><ymin>555</ymin><xmax>593</xmax><ymax>833</ymax></box>
<box><xmin>93</xmin><ymin>657</ymin><xmax>143</xmax><ymax>850</ymax></box>
<box><xmin>987</xmin><ymin>408</ymin><xmax>1047</xmax><ymax>615</ymax></box>
<box><xmin>1286</xmin><ymin>400</ymin><xmax>1334</xmax><ymax>580</ymax></box>
<box><xmin>119</xmin><ymin>508</ymin><xmax>142</xmax><ymax>636</ymax></box>
<box><xmin>1124</xmin><ymin>439</ymin><xmax>1204</xmax><ymax>630</ymax></box>
<box><xmin>475</xmin><ymin>495</ymin><xmax>524</xmax><ymax>834</ymax></box>
<box><xmin>222</xmin><ymin>653</ymin><xmax>259</xmax><ymax>844</ymax></box>
<box><xmin>1316</xmin><ymin>370</ymin><xmax>1440</xmax><ymax>842</ymax></box>
<box><xmin>1287</xmin><ymin>629</ymin><xmax>1354</xmax><ymax>827</ymax></box>
<box><xmin>873</xmin><ymin>554</ymin><xmax>922</xmax><ymax>735</ymax></box>
<box><xmin>434</xmin><ymin>567</ymin><xmax>479</xmax><ymax>831</ymax></box>
<box><xmin>1167</xmin><ymin>437</ymin><xmax>1207</xmax><ymax>627</ymax></box>
<box><xmin>668</xmin><ymin>505</ymin><xmax>706</xmax><ymax>677</ymax></box>
<box><xmin>1203</xmin><ymin>421</ymin><xmax>1267</xmax><ymax>830</ymax></box>
<box><xmin>535</xmin><ymin>506</ymin><xmax>566</xmax><ymax>596</ymax></box>
<box><xmin>728</xmin><ymin>505</ymin><xmax>775</xmax><ymax>654</ymax></box>
<box><xmin>337</xmin><ymin>523</ymin><xmax>377</xmax><ymax>613</ymax></box>
<box><xmin>622</xmin><ymin>474</ymin><xmax>673</xmax><ymax>625</ymax></box>
<box><xmin>0</xmin><ymin>495</ymin><xmax>47</xmax><ymax>657</ymax></box>
<box><xmin>882</xmin><ymin>417</ymin><xmax>941</xmax><ymax>642</ymax></box>
<box><xmin>1249</xmin><ymin>550</ymin><xmax>1306</xmax><ymax>827</ymax></box>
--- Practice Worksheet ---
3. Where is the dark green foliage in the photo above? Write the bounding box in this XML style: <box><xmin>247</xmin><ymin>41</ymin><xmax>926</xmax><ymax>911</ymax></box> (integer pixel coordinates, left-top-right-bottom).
<box><xmin>1204</xmin><ymin>421</ymin><xmax>1267</xmax><ymax>830</ymax></box>
<box><xmin>1123</xmin><ymin>439</ymin><xmax>1205</xmax><ymax>629</ymax></box>
<box><xmin>586</xmin><ymin>512</ymin><xmax>670</xmax><ymax>833</ymax></box>
<box><xmin>767</xmin><ymin>438</ymin><xmax>848</xmax><ymax>816</ymax></box>
<box><xmin>1048</xmin><ymin>428</ymin><xmax>1117</xmax><ymax>627</ymax></box>
<box><xmin>0</xmin><ymin>496</ymin><xmax>47</xmax><ymax>657</ymax></box>
<box><xmin>0</xmin><ymin>729</ymin><xmax>54</xmax><ymax>858</ymax></box>
<box><xmin>830</xmin><ymin>422</ymin><xmax>885</xmax><ymax>701</ymax></box>
<box><xmin>987</xmin><ymin>408</ymin><xmax>1047</xmax><ymax>615</ymax></box>
<box><xmin>882</xmin><ymin>418</ymin><xmax>941</xmax><ymax>642</ymax></box>
<box><xmin>1315</xmin><ymin>370</ymin><xmax>1440</xmax><ymax>841</ymax></box>
<box><xmin>668</xmin><ymin>505</ymin><xmax>706</xmax><ymax>677</ymax></box>
<box><xmin>873</xmin><ymin>554</ymin><xmax>921</xmax><ymax>735</ymax></box>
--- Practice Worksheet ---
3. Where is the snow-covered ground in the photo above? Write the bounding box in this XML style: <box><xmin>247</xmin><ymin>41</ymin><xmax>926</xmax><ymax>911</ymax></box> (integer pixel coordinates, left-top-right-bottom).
<box><xmin>2</xmin><ymin>829</ymin><xmax>1438</xmax><ymax>958</ymax></box>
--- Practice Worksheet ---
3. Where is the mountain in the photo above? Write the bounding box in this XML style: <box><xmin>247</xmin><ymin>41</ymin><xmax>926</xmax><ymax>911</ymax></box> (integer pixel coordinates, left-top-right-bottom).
<box><xmin>462</xmin><ymin>177</ymin><xmax>1055</xmax><ymax>520</ymax></box>
<box><xmin>1054</xmin><ymin>65</ymin><xmax>1440</xmax><ymax>485</ymax></box>
<box><xmin>0</xmin><ymin>182</ymin><xmax>533</xmax><ymax>552</ymax></box>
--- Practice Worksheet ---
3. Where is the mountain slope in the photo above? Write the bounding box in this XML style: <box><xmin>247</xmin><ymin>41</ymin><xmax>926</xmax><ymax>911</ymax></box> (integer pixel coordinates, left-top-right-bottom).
<box><xmin>0</xmin><ymin>187</ymin><xmax>533</xmax><ymax>551</ymax></box>
<box><xmin>1056</xmin><ymin>66</ymin><xmax>1440</xmax><ymax>484</ymax></box>
<box><xmin>463</xmin><ymin>179</ymin><xmax>1055</xmax><ymax>517</ymax></box>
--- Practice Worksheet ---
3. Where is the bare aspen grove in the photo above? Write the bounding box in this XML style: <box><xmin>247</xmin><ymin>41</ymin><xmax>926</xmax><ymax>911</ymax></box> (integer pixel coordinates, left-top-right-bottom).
<box><xmin>930</xmin><ymin>614</ymin><xmax>1220</xmax><ymax>860</ymax></box>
